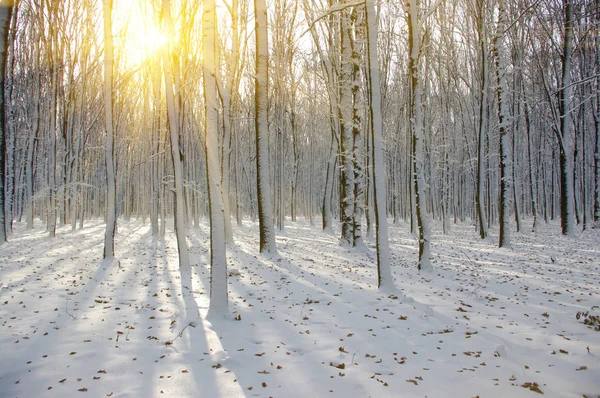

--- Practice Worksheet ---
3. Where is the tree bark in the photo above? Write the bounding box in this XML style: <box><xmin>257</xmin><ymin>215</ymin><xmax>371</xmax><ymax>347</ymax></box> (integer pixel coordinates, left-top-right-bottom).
<box><xmin>365</xmin><ymin>0</ymin><xmax>395</xmax><ymax>290</ymax></box>
<box><xmin>162</xmin><ymin>0</ymin><xmax>190</xmax><ymax>267</ymax></box>
<box><xmin>102</xmin><ymin>0</ymin><xmax>117</xmax><ymax>259</ymax></box>
<box><xmin>204</xmin><ymin>0</ymin><xmax>228</xmax><ymax>316</ymax></box>
<box><xmin>0</xmin><ymin>1</ymin><xmax>12</xmax><ymax>244</ymax></box>
<box><xmin>407</xmin><ymin>0</ymin><xmax>432</xmax><ymax>270</ymax></box>
<box><xmin>255</xmin><ymin>0</ymin><xmax>276</xmax><ymax>254</ymax></box>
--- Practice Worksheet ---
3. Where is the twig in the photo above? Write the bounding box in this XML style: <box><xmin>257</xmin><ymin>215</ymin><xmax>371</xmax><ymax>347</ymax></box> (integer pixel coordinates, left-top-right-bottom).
<box><xmin>65</xmin><ymin>299</ymin><xmax>76</xmax><ymax>320</ymax></box>
<box><xmin>166</xmin><ymin>322</ymin><xmax>196</xmax><ymax>345</ymax></box>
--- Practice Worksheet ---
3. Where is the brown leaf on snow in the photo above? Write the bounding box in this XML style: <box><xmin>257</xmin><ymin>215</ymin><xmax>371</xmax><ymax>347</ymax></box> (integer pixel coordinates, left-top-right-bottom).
<box><xmin>521</xmin><ymin>382</ymin><xmax>544</xmax><ymax>394</ymax></box>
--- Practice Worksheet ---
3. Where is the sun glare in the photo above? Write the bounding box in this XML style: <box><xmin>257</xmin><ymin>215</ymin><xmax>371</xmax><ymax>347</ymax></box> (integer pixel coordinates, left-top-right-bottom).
<box><xmin>115</xmin><ymin>2</ymin><xmax>168</xmax><ymax>67</ymax></box>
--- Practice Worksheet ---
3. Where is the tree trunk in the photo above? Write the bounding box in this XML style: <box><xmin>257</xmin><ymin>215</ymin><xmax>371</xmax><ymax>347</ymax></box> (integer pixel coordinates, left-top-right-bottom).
<box><xmin>204</xmin><ymin>0</ymin><xmax>228</xmax><ymax>316</ymax></box>
<box><xmin>339</xmin><ymin>3</ymin><xmax>355</xmax><ymax>247</ymax></box>
<box><xmin>162</xmin><ymin>0</ymin><xmax>190</xmax><ymax>268</ymax></box>
<box><xmin>475</xmin><ymin>8</ymin><xmax>489</xmax><ymax>239</ymax></box>
<box><xmin>255</xmin><ymin>0</ymin><xmax>276</xmax><ymax>254</ymax></box>
<box><xmin>407</xmin><ymin>0</ymin><xmax>432</xmax><ymax>271</ymax></box>
<box><xmin>365</xmin><ymin>0</ymin><xmax>395</xmax><ymax>290</ymax></box>
<box><xmin>558</xmin><ymin>0</ymin><xmax>575</xmax><ymax>236</ymax></box>
<box><xmin>102</xmin><ymin>0</ymin><xmax>116</xmax><ymax>259</ymax></box>
<box><xmin>524</xmin><ymin>92</ymin><xmax>538</xmax><ymax>232</ymax></box>
<box><xmin>0</xmin><ymin>1</ymin><xmax>11</xmax><ymax>244</ymax></box>
<box><xmin>492</xmin><ymin>3</ymin><xmax>511</xmax><ymax>248</ymax></box>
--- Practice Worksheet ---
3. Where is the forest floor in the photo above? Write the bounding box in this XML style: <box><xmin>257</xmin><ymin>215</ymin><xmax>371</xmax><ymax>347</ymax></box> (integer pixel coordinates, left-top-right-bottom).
<box><xmin>1</xmin><ymin>217</ymin><xmax>599</xmax><ymax>398</ymax></box>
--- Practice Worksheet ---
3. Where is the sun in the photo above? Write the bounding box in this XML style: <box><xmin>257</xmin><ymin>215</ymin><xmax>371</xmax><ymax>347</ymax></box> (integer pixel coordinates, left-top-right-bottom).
<box><xmin>144</xmin><ymin>29</ymin><xmax>169</xmax><ymax>55</ymax></box>
<box><xmin>114</xmin><ymin>1</ymin><xmax>169</xmax><ymax>67</ymax></box>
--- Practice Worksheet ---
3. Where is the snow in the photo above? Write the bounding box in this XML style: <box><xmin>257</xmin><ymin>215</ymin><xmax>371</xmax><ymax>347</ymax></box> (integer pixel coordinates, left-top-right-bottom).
<box><xmin>1</xmin><ymin>218</ymin><xmax>599</xmax><ymax>397</ymax></box>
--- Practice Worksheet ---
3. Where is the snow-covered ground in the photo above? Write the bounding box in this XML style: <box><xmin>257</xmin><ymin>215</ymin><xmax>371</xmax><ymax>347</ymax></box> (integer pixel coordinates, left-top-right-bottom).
<box><xmin>1</xmin><ymin>218</ymin><xmax>599</xmax><ymax>397</ymax></box>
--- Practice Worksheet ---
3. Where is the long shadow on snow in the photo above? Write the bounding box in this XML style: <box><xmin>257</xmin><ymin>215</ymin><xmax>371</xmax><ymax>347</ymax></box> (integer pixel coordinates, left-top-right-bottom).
<box><xmin>209</xmin><ymin>242</ymin><xmax>444</xmax><ymax>396</ymax></box>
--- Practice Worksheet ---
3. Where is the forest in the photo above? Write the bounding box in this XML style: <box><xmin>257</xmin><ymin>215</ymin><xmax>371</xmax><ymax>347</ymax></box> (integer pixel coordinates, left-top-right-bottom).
<box><xmin>0</xmin><ymin>0</ymin><xmax>599</xmax><ymax>397</ymax></box>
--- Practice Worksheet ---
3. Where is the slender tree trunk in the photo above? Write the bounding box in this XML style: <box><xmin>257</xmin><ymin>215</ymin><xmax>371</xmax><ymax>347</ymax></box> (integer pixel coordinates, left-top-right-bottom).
<box><xmin>162</xmin><ymin>0</ymin><xmax>190</xmax><ymax>267</ymax></box>
<box><xmin>593</xmin><ymin>40</ymin><xmax>600</xmax><ymax>226</ymax></box>
<box><xmin>492</xmin><ymin>3</ymin><xmax>511</xmax><ymax>248</ymax></box>
<box><xmin>512</xmin><ymin>76</ymin><xmax>521</xmax><ymax>233</ymax></box>
<box><xmin>524</xmin><ymin>94</ymin><xmax>538</xmax><ymax>232</ymax></box>
<box><xmin>204</xmin><ymin>0</ymin><xmax>228</xmax><ymax>316</ymax></box>
<box><xmin>255</xmin><ymin>0</ymin><xmax>276</xmax><ymax>254</ymax></box>
<box><xmin>0</xmin><ymin>1</ymin><xmax>11</xmax><ymax>244</ymax></box>
<box><xmin>365</xmin><ymin>0</ymin><xmax>394</xmax><ymax>290</ymax></box>
<box><xmin>102</xmin><ymin>0</ymin><xmax>116</xmax><ymax>259</ymax></box>
<box><xmin>475</xmin><ymin>1</ymin><xmax>489</xmax><ymax>239</ymax></box>
<box><xmin>594</xmin><ymin>86</ymin><xmax>600</xmax><ymax>225</ymax></box>
<box><xmin>558</xmin><ymin>0</ymin><xmax>575</xmax><ymax>236</ymax></box>
<box><xmin>322</xmin><ymin>122</ymin><xmax>337</xmax><ymax>232</ymax></box>
<box><xmin>339</xmin><ymin>3</ymin><xmax>355</xmax><ymax>247</ymax></box>
<box><xmin>407</xmin><ymin>0</ymin><xmax>432</xmax><ymax>270</ymax></box>
<box><xmin>25</xmin><ymin>42</ymin><xmax>40</xmax><ymax>230</ymax></box>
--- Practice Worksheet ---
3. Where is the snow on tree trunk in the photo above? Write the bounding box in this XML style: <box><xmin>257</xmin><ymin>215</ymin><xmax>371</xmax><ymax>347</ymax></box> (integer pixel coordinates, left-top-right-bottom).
<box><xmin>47</xmin><ymin>34</ymin><xmax>57</xmax><ymax>238</ymax></box>
<box><xmin>492</xmin><ymin>3</ymin><xmax>512</xmax><ymax>249</ymax></box>
<box><xmin>365</xmin><ymin>0</ymin><xmax>395</xmax><ymax>290</ymax></box>
<box><xmin>407</xmin><ymin>0</ymin><xmax>432</xmax><ymax>271</ymax></box>
<box><xmin>351</xmin><ymin>17</ymin><xmax>363</xmax><ymax>248</ymax></box>
<box><xmin>512</xmin><ymin>93</ymin><xmax>521</xmax><ymax>233</ymax></box>
<box><xmin>204</xmin><ymin>0</ymin><xmax>228</xmax><ymax>317</ymax></box>
<box><xmin>217</xmin><ymin>60</ymin><xmax>234</xmax><ymax>244</ymax></box>
<box><xmin>162</xmin><ymin>0</ymin><xmax>189</xmax><ymax>268</ymax></box>
<box><xmin>0</xmin><ymin>1</ymin><xmax>11</xmax><ymax>244</ymax></box>
<box><xmin>255</xmin><ymin>0</ymin><xmax>276</xmax><ymax>254</ymax></box>
<box><xmin>102</xmin><ymin>0</ymin><xmax>116</xmax><ymax>259</ymax></box>
<box><xmin>339</xmin><ymin>4</ymin><xmax>355</xmax><ymax>247</ymax></box>
<box><xmin>322</xmin><ymin>124</ymin><xmax>337</xmax><ymax>232</ymax></box>
<box><xmin>524</xmin><ymin>94</ymin><xmax>538</xmax><ymax>232</ymax></box>
<box><xmin>223</xmin><ymin>0</ymin><xmax>243</xmax><ymax>232</ymax></box>
<box><xmin>219</xmin><ymin>98</ymin><xmax>234</xmax><ymax>244</ymax></box>
<box><xmin>25</xmin><ymin>130</ymin><xmax>35</xmax><ymax>229</ymax></box>
<box><xmin>594</xmin><ymin>77</ymin><xmax>600</xmax><ymax>225</ymax></box>
<box><xmin>151</xmin><ymin>68</ymin><xmax>161</xmax><ymax>236</ymax></box>
<box><xmin>558</xmin><ymin>0</ymin><xmax>575</xmax><ymax>237</ymax></box>
<box><xmin>25</xmin><ymin>37</ymin><xmax>39</xmax><ymax>230</ymax></box>
<box><xmin>475</xmin><ymin>4</ymin><xmax>489</xmax><ymax>240</ymax></box>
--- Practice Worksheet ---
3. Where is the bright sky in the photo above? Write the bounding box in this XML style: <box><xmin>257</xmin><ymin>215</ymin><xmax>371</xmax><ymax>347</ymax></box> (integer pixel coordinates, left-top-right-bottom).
<box><xmin>113</xmin><ymin>1</ymin><xmax>167</xmax><ymax>67</ymax></box>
